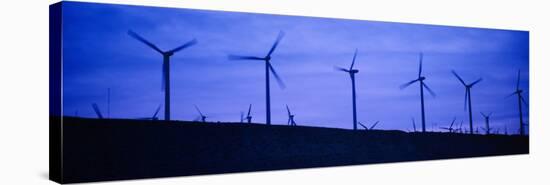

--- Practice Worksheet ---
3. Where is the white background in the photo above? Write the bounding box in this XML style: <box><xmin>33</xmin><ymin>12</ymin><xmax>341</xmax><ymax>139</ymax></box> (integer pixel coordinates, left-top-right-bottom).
<box><xmin>0</xmin><ymin>0</ymin><xmax>548</xmax><ymax>184</ymax></box>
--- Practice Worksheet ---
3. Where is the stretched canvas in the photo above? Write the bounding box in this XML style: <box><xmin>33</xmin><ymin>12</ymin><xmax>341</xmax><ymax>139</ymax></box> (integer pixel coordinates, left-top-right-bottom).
<box><xmin>50</xmin><ymin>1</ymin><xmax>529</xmax><ymax>183</ymax></box>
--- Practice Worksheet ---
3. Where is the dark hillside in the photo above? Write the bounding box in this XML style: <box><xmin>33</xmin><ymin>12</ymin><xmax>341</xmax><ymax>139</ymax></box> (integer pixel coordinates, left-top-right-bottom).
<box><xmin>52</xmin><ymin>116</ymin><xmax>528</xmax><ymax>183</ymax></box>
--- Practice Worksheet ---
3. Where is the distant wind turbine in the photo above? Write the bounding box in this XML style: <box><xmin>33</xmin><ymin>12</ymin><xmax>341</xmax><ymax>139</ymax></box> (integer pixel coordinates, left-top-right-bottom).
<box><xmin>228</xmin><ymin>31</ymin><xmax>286</xmax><ymax>125</ymax></box>
<box><xmin>246</xmin><ymin>104</ymin><xmax>252</xmax><ymax>123</ymax></box>
<box><xmin>439</xmin><ymin>117</ymin><xmax>457</xmax><ymax>133</ymax></box>
<box><xmin>480</xmin><ymin>112</ymin><xmax>493</xmax><ymax>135</ymax></box>
<box><xmin>506</xmin><ymin>70</ymin><xmax>528</xmax><ymax>136</ymax></box>
<box><xmin>240</xmin><ymin>112</ymin><xmax>244</xmax><ymax>123</ymax></box>
<box><xmin>127</xmin><ymin>30</ymin><xmax>197</xmax><ymax>121</ymax></box>
<box><xmin>358</xmin><ymin>121</ymin><xmax>379</xmax><ymax>131</ymax></box>
<box><xmin>400</xmin><ymin>53</ymin><xmax>436</xmax><ymax>132</ymax></box>
<box><xmin>335</xmin><ymin>49</ymin><xmax>361</xmax><ymax>130</ymax></box>
<box><xmin>458</xmin><ymin>120</ymin><xmax>464</xmax><ymax>134</ymax></box>
<box><xmin>411</xmin><ymin>117</ymin><xmax>417</xmax><ymax>132</ymax></box>
<box><xmin>194</xmin><ymin>105</ymin><xmax>207</xmax><ymax>123</ymax></box>
<box><xmin>286</xmin><ymin>105</ymin><xmax>297</xmax><ymax>126</ymax></box>
<box><xmin>452</xmin><ymin>70</ymin><xmax>482</xmax><ymax>134</ymax></box>
<box><xmin>91</xmin><ymin>103</ymin><xmax>103</xmax><ymax>119</ymax></box>
<box><xmin>137</xmin><ymin>104</ymin><xmax>162</xmax><ymax>120</ymax></box>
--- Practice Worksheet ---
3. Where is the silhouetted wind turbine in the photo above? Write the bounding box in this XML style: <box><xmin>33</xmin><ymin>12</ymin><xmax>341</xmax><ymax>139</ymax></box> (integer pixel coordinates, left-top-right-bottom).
<box><xmin>458</xmin><ymin>120</ymin><xmax>464</xmax><ymax>134</ymax></box>
<box><xmin>194</xmin><ymin>105</ymin><xmax>207</xmax><ymax>123</ymax></box>
<box><xmin>480</xmin><ymin>112</ymin><xmax>493</xmax><ymax>135</ymax></box>
<box><xmin>358</xmin><ymin>121</ymin><xmax>379</xmax><ymax>131</ymax></box>
<box><xmin>91</xmin><ymin>103</ymin><xmax>103</xmax><ymax>119</ymax></box>
<box><xmin>240</xmin><ymin>112</ymin><xmax>244</xmax><ymax>123</ymax></box>
<box><xmin>335</xmin><ymin>49</ymin><xmax>360</xmax><ymax>130</ymax></box>
<box><xmin>452</xmin><ymin>70</ymin><xmax>482</xmax><ymax>134</ymax></box>
<box><xmin>246</xmin><ymin>104</ymin><xmax>252</xmax><ymax>123</ymax></box>
<box><xmin>400</xmin><ymin>53</ymin><xmax>436</xmax><ymax>132</ymax></box>
<box><xmin>137</xmin><ymin>104</ymin><xmax>162</xmax><ymax>120</ymax></box>
<box><xmin>439</xmin><ymin>117</ymin><xmax>457</xmax><ymax>133</ymax></box>
<box><xmin>411</xmin><ymin>117</ymin><xmax>417</xmax><ymax>132</ymax></box>
<box><xmin>228</xmin><ymin>31</ymin><xmax>286</xmax><ymax>125</ymax></box>
<box><xmin>286</xmin><ymin>105</ymin><xmax>297</xmax><ymax>126</ymax></box>
<box><xmin>506</xmin><ymin>70</ymin><xmax>528</xmax><ymax>136</ymax></box>
<box><xmin>127</xmin><ymin>30</ymin><xmax>197</xmax><ymax>121</ymax></box>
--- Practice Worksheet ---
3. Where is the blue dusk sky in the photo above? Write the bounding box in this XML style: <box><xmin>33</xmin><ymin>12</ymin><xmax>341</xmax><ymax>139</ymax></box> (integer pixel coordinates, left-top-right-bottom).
<box><xmin>60</xmin><ymin>2</ymin><xmax>529</xmax><ymax>134</ymax></box>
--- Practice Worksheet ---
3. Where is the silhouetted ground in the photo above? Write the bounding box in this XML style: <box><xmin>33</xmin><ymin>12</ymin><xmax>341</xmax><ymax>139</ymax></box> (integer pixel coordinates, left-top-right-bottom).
<box><xmin>51</xmin><ymin>116</ymin><xmax>528</xmax><ymax>183</ymax></box>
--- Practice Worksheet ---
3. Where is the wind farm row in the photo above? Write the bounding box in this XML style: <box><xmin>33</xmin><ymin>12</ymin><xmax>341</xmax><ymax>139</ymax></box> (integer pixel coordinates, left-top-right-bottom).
<box><xmin>84</xmin><ymin>30</ymin><xmax>528</xmax><ymax>136</ymax></box>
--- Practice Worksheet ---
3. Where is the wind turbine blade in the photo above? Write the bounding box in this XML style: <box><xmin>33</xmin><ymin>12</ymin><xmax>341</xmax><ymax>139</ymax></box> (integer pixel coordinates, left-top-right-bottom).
<box><xmin>127</xmin><ymin>30</ymin><xmax>163</xmax><ymax>54</ymax></box>
<box><xmin>358</xmin><ymin>122</ymin><xmax>368</xmax><ymax>130</ymax></box>
<box><xmin>266</xmin><ymin>31</ymin><xmax>285</xmax><ymax>57</ymax></box>
<box><xmin>268</xmin><ymin>63</ymin><xmax>286</xmax><ymax>89</ymax></box>
<box><xmin>488</xmin><ymin>112</ymin><xmax>493</xmax><ymax>117</ymax></box>
<box><xmin>480</xmin><ymin>112</ymin><xmax>487</xmax><ymax>118</ymax></box>
<box><xmin>92</xmin><ymin>103</ymin><xmax>104</xmax><ymax>119</ymax></box>
<box><xmin>521</xmin><ymin>96</ymin><xmax>529</xmax><ymax>106</ymax></box>
<box><xmin>369</xmin><ymin>121</ymin><xmax>380</xmax><ymax>130</ymax></box>
<box><xmin>423</xmin><ymin>83</ymin><xmax>436</xmax><ymax>97</ymax></box>
<box><xmin>228</xmin><ymin>55</ymin><xmax>265</xmax><ymax>60</ymax></box>
<box><xmin>286</xmin><ymin>104</ymin><xmax>291</xmax><ymax>116</ymax></box>
<box><xmin>450</xmin><ymin>117</ymin><xmax>456</xmax><ymax>128</ymax></box>
<box><xmin>516</xmin><ymin>70</ymin><xmax>521</xmax><ymax>91</ymax></box>
<box><xmin>470</xmin><ymin>78</ymin><xmax>483</xmax><ymax>86</ymax></box>
<box><xmin>412</xmin><ymin>117</ymin><xmax>417</xmax><ymax>132</ymax></box>
<box><xmin>168</xmin><ymin>38</ymin><xmax>198</xmax><ymax>53</ymax></box>
<box><xmin>452</xmin><ymin>70</ymin><xmax>467</xmax><ymax>86</ymax></box>
<box><xmin>350</xmin><ymin>49</ymin><xmax>358</xmax><ymax>70</ymax></box>
<box><xmin>505</xmin><ymin>91</ymin><xmax>517</xmax><ymax>98</ymax></box>
<box><xmin>334</xmin><ymin>66</ymin><xmax>350</xmax><ymax>73</ymax></box>
<box><xmin>418</xmin><ymin>52</ymin><xmax>423</xmax><ymax>78</ymax></box>
<box><xmin>247</xmin><ymin>104</ymin><xmax>252</xmax><ymax>116</ymax></box>
<box><xmin>153</xmin><ymin>104</ymin><xmax>162</xmax><ymax>118</ymax></box>
<box><xmin>194</xmin><ymin>105</ymin><xmax>204</xmax><ymax>117</ymax></box>
<box><xmin>399</xmin><ymin>79</ymin><xmax>419</xmax><ymax>89</ymax></box>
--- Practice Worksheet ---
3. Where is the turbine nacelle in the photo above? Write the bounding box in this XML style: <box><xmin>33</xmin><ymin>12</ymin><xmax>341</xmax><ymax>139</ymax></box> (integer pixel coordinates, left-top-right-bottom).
<box><xmin>163</xmin><ymin>51</ymin><xmax>174</xmax><ymax>57</ymax></box>
<box><xmin>516</xmin><ymin>89</ymin><xmax>523</xmax><ymax>94</ymax></box>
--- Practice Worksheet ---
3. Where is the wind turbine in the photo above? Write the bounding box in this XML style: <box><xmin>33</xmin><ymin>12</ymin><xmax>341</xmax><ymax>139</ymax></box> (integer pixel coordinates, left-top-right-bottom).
<box><xmin>452</xmin><ymin>70</ymin><xmax>482</xmax><ymax>134</ymax></box>
<box><xmin>480</xmin><ymin>112</ymin><xmax>493</xmax><ymax>135</ymax></box>
<box><xmin>91</xmin><ymin>103</ymin><xmax>103</xmax><ymax>119</ymax></box>
<box><xmin>246</xmin><ymin>104</ymin><xmax>252</xmax><ymax>123</ymax></box>
<box><xmin>286</xmin><ymin>105</ymin><xmax>297</xmax><ymax>126</ymax></box>
<box><xmin>240</xmin><ymin>112</ymin><xmax>244</xmax><ymax>123</ymax></box>
<box><xmin>458</xmin><ymin>120</ymin><xmax>464</xmax><ymax>134</ymax></box>
<box><xmin>194</xmin><ymin>105</ymin><xmax>207</xmax><ymax>123</ymax></box>
<box><xmin>127</xmin><ymin>30</ymin><xmax>197</xmax><ymax>121</ymax></box>
<box><xmin>439</xmin><ymin>117</ymin><xmax>457</xmax><ymax>133</ymax></box>
<box><xmin>335</xmin><ymin>49</ymin><xmax>361</xmax><ymax>130</ymax></box>
<box><xmin>400</xmin><ymin>53</ymin><xmax>436</xmax><ymax>132</ymax></box>
<box><xmin>137</xmin><ymin>104</ymin><xmax>162</xmax><ymax>120</ymax></box>
<box><xmin>228</xmin><ymin>31</ymin><xmax>286</xmax><ymax>125</ymax></box>
<box><xmin>507</xmin><ymin>70</ymin><xmax>528</xmax><ymax>136</ymax></box>
<box><xmin>411</xmin><ymin>117</ymin><xmax>417</xmax><ymax>132</ymax></box>
<box><xmin>358</xmin><ymin>121</ymin><xmax>379</xmax><ymax>131</ymax></box>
